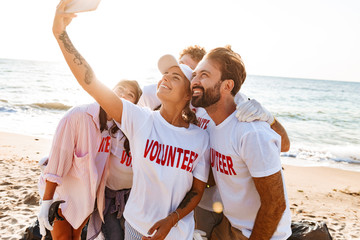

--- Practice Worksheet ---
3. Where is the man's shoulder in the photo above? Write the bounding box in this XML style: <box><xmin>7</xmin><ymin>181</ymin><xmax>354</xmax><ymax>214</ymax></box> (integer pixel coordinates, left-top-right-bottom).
<box><xmin>229</xmin><ymin>118</ymin><xmax>276</xmax><ymax>138</ymax></box>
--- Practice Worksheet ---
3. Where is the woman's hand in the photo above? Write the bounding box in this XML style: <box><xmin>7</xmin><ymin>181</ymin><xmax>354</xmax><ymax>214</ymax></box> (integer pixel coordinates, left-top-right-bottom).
<box><xmin>53</xmin><ymin>0</ymin><xmax>77</xmax><ymax>37</ymax></box>
<box><xmin>142</xmin><ymin>214</ymin><xmax>176</xmax><ymax>240</ymax></box>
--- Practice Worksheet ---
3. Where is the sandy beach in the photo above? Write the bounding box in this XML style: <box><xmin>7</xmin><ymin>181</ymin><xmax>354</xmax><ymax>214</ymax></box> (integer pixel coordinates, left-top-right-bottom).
<box><xmin>0</xmin><ymin>131</ymin><xmax>359</xmax><ymax>240</ymax></box>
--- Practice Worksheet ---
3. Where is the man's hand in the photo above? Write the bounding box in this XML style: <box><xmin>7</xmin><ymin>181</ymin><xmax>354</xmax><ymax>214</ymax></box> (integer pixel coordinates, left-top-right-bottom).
<box><xmin>37</xmin><ymin>199</ymin><xmax>54</xmax><ymax>236</ymax></box>
<box><xmin>236</xmin><ymin>99</ymin><xmax>274</xmax><ymax>125</ymax></box>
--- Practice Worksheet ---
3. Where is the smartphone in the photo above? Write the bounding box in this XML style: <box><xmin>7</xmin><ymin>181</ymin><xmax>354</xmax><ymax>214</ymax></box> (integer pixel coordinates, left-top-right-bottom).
<box><xmin>64</xmin><ymin>0</ymin><xmax>101</xmax><ymax>13</ymax></box>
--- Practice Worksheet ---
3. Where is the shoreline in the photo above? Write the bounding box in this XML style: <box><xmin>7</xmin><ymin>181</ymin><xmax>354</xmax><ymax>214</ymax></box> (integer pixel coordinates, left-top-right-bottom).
<box><xmin>0</xmin><ymin>131</ymin><xmax>359</xmax><ymax>239</ymax></box>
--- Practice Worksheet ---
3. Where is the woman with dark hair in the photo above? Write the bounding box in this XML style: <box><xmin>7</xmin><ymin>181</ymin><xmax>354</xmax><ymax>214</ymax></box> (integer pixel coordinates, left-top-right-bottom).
<box><xmin>37</xmin><ymin>79</ymin><xmax>142</xmax><ymax>240</ymax></box>
<box><xmin>87</xmin><ymin>80</ymin><xmax>142</xmax><ymax>240</ymax></box>
<box><xmin>50</xmin><ymin>1</ymin><xmax>210</xmax><ymax>239</ymax></box>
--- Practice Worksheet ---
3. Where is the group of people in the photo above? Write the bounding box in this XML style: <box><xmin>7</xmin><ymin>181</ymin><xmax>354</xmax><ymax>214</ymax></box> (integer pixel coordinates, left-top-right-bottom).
<box><xmin>37</xmin><ymin>0</ymin><xmax>292</xmax><ymax>239</ymax></box>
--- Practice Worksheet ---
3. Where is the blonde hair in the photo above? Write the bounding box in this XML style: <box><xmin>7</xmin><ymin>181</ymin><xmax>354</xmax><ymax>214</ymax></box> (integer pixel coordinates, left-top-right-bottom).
<box><xmin>179</xmin><ymin>45</ymin><xmax>206</xmax><ymax>63</ymax></box>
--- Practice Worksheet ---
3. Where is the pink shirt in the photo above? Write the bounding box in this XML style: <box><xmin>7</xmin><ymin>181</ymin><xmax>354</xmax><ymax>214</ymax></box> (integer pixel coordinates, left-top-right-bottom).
<box><xmin>38</xmin><ymin>102</ymin><xmax>111</xmax><ymax>229</ymax></box>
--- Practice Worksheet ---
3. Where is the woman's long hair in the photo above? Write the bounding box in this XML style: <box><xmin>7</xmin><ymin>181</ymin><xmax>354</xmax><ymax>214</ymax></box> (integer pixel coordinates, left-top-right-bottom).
<box><xmin>182</xmin><ymin>102</ymin><xmax>198</xmax><ymax>125</ymax></box>
<box><xmin>154</xmin><ymin>102</ymin><xmax>198</xmax><ymax>125</ymax></box>
<box><xmin>98</xmin><ymin>79</ymin><xmax>142</xmax><ymax>157</ymax></box>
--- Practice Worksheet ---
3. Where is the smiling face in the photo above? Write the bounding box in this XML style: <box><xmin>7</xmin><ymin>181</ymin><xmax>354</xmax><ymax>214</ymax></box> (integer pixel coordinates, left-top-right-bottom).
<box><xmin>157</xmin><ymin>66</ymin><xmax>191</xmax><ymax>104</ymax></box>
<box><xmin>113</xmin><ymin>83</ymin><xmax>138</xmax><ymax>104</ymax></box>
<box><xmin>191</xmin><ymin>58</ymin><xmax>223</xmax><ymax>108</ymax></box>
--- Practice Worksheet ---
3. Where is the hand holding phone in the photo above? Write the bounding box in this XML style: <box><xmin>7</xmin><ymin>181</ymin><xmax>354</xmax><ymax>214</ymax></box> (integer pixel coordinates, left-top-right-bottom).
<box><xmin>64</xmin><ymin>0</ymin><xmax>101</xmax><ymax>13</ymax></box>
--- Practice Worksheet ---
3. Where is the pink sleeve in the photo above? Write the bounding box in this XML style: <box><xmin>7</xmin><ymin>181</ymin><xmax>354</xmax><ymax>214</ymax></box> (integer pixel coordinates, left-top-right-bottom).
<box><xmin>43</xmin><ymin>112</ymin><xmax>77</xmax><ymax>185</ymax></box>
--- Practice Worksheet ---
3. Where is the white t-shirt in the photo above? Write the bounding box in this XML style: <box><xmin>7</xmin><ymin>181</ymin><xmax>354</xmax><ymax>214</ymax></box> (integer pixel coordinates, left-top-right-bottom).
<box><xmin>106</xmin><ymin>130</ymin><xmax>133</xmax><ymax>190</ymax></box>
<box><xmin>119</xmin><ymin>99</ymin><xmax>210</xmax><ymax>240</ymax></box>
<box><xmin>138</xmin><ymin>84</ymin><xmax>161</xmax><ymax>110</ymax></box>
<box><xmin>138</xmin><ymin>84</ymin><xmax>250</xmax><ymax>211</ymax></box>
<box><xmin>194</xmin><ymin>93</ymin><xmax>248</xmax><ymax>211</ymax></box>
<box><xmin>208</xmin><ymin>111</ymin><xmax>291</xmax><ymax>239</ymax></box>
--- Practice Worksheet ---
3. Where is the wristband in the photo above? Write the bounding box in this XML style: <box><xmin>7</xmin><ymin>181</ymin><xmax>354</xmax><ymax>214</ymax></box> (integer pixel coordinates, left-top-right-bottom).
<box><xmin>172</xmin><ymin>210</ymin><xmax>180</xmax><ymax>227</ymax></box>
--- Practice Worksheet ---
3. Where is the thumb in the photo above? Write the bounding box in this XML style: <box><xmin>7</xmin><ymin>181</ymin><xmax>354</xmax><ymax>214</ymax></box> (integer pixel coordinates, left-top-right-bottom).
<box><xmin>39</xmin><ymin>219</ymin><xmax>47</xmax><ymax>237</ymax></box>
<box><xmin>44</xmin><ymin>219</ymin><xmax>54</xmax><ymax>231</ymax></box>
<box><xmin>147</xmin><ymin>221</ymin><xmax>160</xmax><ymax>236</ymax></box>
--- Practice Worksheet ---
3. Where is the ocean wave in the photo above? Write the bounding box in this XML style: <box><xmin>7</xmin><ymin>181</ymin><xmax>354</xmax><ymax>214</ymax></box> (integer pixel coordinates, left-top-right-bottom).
<box><xmin>281</xmin><ymin>146</ymin><xmax>360</xmax><ymax>165</ymax></box>
<box><xmin>0</xmin><ymin>106</ymin><xmax>16</xmax><ymax>113</ymax></box>
<box><xmin>31</xmin><ymin>102</ymin><xmax>72</xmax><ymax>110</ymax></box>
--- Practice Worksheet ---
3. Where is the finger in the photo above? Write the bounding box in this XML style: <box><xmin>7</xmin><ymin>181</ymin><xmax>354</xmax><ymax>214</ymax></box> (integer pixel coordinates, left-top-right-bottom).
<box><xmin>197</xmin><ymin>229</ymin><xmax>207</xmax><ymax>236</ymax></box>
<box><xmin>245</xmin><ymin>115</ymin><xmax>259</xmax><ymax>122</ymax></box>
<box><xmin>237</xmin><ymin>104</ymin><xmax>256</xmax><ymax>121</ymax></box>
<box><xmin>238</xmin><ymin>101</ymin><xmax>254</xmax><ymax>114</ymax></box>
<box><xmin>57</xmin><ymin>0</ymin><xmax>74</xmax><ymax>12</ymax></box>
<box><xmin>44</xmin><ymin>219</ymin><xmax>54</xmax><ymax>231</ymax></box>
<box><xmin>147</xmin><ymin>232</ymin><xmax>162</xmax><ymax>240</ymax></box>
<box><xmin>39</xmin><ymin>220</ymin><xmax>46</xmax><ymax>236</ymax></box>
<box><xmin>58</xmin><ymin>12</ymin><xmax>77</xmax><ymax>18</ymax></box>
<box><xmin>56</xmin><ymin>0</ymin><xmax>64</xmax><ymax>9</ymax></box>
<box><xmin>147</xmin><ymin>222</ymin><xmax>160</xmax><ymax>235</ymax></box>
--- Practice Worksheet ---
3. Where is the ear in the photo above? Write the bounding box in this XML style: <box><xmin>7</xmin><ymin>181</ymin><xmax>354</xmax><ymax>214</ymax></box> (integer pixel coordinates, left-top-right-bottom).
<box><xmin>221</xmin><ymin>79</ymin><xmax>235</xmax><ymax>94</ymax></box>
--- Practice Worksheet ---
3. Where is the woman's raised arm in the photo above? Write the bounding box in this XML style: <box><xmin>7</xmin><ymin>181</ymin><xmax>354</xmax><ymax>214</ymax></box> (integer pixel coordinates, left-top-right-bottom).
<box><xmin>52</xmin><ymin>0</ymin><xmax>123</xmax><ymax>123</ymax></box>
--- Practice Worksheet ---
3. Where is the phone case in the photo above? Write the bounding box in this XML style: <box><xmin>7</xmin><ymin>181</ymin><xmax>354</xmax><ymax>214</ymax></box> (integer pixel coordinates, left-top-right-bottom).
<box><xmin>64</xmin><ymin>0</ymin><xmax>101</xmax><ymax>13</ymax></box>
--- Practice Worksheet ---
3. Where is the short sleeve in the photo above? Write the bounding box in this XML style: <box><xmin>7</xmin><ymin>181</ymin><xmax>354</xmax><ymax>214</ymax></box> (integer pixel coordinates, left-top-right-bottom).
<box><xmin>240</xmin><ymin>127</ymin><xmax>281</xmax><ymax>178</ymax></box>
<box><xmin>118</xmin><ymin>99</ymin><xmax>152</xmax><ymax>140</ymax></box>
<box><xmin>43</xmin><ymin>111</ymin><xmax>77</xmax><ymax>185</ymax></box>
<box><xmin>137</xmin><ymin>84</ymin><xmax>161</xmax><ymax>110</ymax></box>
<box><xmin>192</xmin><ymin>135</ymin><xmax>210</xmax><ymax>183</ymax></box>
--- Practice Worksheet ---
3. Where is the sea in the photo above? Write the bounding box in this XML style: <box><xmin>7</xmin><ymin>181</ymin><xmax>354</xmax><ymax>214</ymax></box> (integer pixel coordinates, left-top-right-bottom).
<box><xmin>1</xmin><ymin>58</ymin><xmax>360</xmax><ymax>172</ymax></box>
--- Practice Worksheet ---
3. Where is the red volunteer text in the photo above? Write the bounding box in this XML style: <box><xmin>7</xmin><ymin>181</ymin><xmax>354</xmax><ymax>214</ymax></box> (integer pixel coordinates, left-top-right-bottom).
<box><xmin>120</xmin><ymin>150</ymin><xmax>132</xmax><ymax>167</ymax></box>
<box><xmin>144</xmin><ymin>139</ymin><xmax>198</xmax><ymax>172</ymax></box>
<box><xmin>210</xmin><ymin>148</ymin><xmax>237</xmax><ymax>175</ymax></box>
<box><xmin>98</xmin><ymin>136</ymin><xmax>111</xmax><ymax>153</ymax></box>
<box><xmin>197</xmin><ymin>117</ymin><xmax>210</xmax><ymax>130</ymax></box>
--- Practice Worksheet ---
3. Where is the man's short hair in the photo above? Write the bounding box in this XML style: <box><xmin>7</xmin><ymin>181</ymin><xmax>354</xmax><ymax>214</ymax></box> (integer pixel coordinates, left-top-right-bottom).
<box><xmin>206</xmin><ymin>45</ymin><xmax>246</xmax><ymax>96</ymax></box>
<box><xmin>179</xmin><ymin>45</ymin><xmax>207</xmax><ymax>63</ymax></box>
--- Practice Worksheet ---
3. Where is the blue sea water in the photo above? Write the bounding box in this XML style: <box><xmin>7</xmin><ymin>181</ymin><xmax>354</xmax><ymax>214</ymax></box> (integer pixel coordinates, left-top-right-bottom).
<box><xmin>1</xmin><ymin>58</ymin><xmax>359</xmax><ymax>171</ymax></box>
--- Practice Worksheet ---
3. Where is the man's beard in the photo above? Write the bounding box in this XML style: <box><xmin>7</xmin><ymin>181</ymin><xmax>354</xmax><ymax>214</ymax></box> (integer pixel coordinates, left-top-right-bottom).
<box><xmin>191</xmin><ymin>81</ymin><xmax>221</xmax><ymax>108</ymax></box>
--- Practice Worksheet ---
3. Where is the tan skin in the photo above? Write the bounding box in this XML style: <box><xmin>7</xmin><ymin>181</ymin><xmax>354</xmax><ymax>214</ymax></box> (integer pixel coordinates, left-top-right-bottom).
<box><xmin>192</xmin><ymin>58</ymin><xmax>286</xmax><ymax>239</ymax></box>
<box><xmin>53</xmin><ymin>1</ymin><xmax>207</xmax><ymax>239</ymax></box>
<box><xmin>42</xmin><ymin>81</ymin><xmax>138</xmax><ymax>240</ymax></box>
<box><xmin>180</xmin><ymin>53</ymin><xmax>290</xmax><ymax>152</ymax></box>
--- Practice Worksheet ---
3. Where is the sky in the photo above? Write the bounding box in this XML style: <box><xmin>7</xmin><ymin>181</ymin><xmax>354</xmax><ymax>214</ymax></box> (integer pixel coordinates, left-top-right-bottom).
<box><xmin>1</xmin><ymin>0</ymin><xmax>360</xmax><ymax>83</ymax></box>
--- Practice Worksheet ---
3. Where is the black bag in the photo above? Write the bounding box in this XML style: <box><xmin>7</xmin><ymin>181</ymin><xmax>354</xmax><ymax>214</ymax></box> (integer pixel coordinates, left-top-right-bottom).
<box><xmin>288</xmin><ymin>221</ymin><xmax>333</xmax><ymax>240</ymax></box>
<box><xmin>21</xmin><ymin>219</ymin><xmax>88</xmax><ymax>240</ymax></box>
<box><xmin>21</xmin><ymin>219</ymin><xmax>52</xmax><ymax>240</ymax></box>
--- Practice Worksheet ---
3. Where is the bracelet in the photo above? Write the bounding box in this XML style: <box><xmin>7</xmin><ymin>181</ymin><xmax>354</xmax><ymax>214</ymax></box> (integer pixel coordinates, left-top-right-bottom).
<box><xmin>172</xmin><ymin>210</ymin><xmax>180</xmax><ymax>227</ymax></box>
